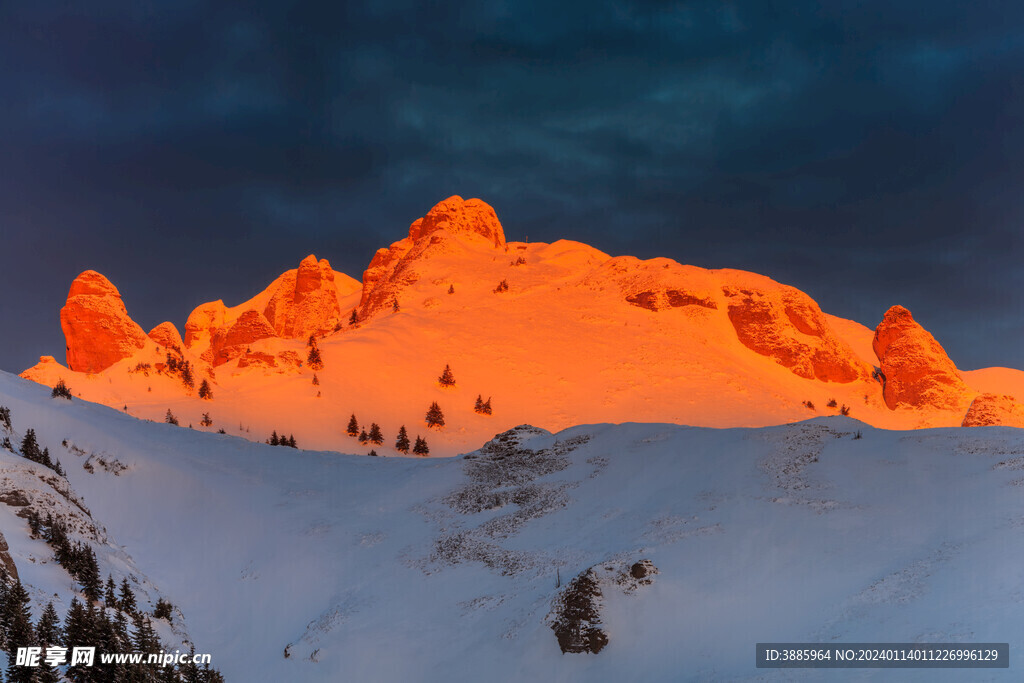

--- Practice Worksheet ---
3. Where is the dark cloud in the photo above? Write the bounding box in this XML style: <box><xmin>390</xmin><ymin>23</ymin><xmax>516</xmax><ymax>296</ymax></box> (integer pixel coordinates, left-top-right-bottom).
<box><xmin>1</xmin><ymin>0</ymin><xmax>1022</xmax><ymax>371</ymax></box>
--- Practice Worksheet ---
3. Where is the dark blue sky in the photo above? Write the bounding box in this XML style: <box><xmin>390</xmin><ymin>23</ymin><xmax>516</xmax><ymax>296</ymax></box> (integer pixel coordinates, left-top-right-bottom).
<box><xmin>2</xmin><ymin>1</ymin><xmax>1022</xmax><ymax>372</ymax></box>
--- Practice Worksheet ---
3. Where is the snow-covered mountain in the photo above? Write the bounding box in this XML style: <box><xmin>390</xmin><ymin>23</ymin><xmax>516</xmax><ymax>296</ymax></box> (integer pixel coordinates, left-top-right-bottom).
<box><xmin>1</xmin><ymin>369</ymin><xmax>1023</xmax><ymax>681</ymax></box>
<box><xmin>20</xmin><ymin>196</ymin><xmax>1024</xmax><ymax>456</ymax></box>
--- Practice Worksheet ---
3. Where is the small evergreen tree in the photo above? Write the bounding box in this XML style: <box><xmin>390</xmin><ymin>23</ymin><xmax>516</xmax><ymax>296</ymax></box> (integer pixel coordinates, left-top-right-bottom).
<box><xmin>198</xmin><ymin>379</ymin><xmax>213</xmax><ymax>400</ymax></box>
<box><xmin>269</xmin><ymin>431</ymin><xmax>279</xmax><ymax>446</ymax></box>
<box><xmin>474</xmin><ymin>395</ymin><xmax>483</xmax><ymax>413</ymax></box>
<box><xmin>425</xmin><ymin>402</ymin><xmax>445</xmax><ymax>429</ymax></box>
<box><xmin>80</xmin><ymin>546</ymin><xmax>102</xmax><ymax>603</ymax></box>
<box><xmin>307</xmin><ymin>345</ymin><xmax>324</xmax><ymax>371</ymax></box>
<box><xmin>287</xmin><ymin>435</ymin><xmax>297</xmax><ymax>448</ymax></box>
<box><xmin>368</xmin><ymin>449</ymin><xmax>378</xmax><ymax>457</ymax></box>
<box><xmin>19</xmin><ymin>428</ymin><xmax>40</xmax><ymax>462</ymax></box>
<box><xmin>481</xmin><ymin>397</ymin><xmax>492</xmax><ymax>415</ymax></box>
<box><xmin>165</xmin><ymin>409</ymin><xmax>179</xmax><ymax>426</ymax></box>
<box><xmin>413</xmin><ymin>436</ymin><xmax>429</xmax><ymax>456</ymax></box>
<box><xmin>104</xmin><ymin>574</ymin><xmax>118</xmax><ymax>609</ymax></box>
<box><xmin>358</xmin><ymin>429</ymin><xmax>369</xmax><ymax>444</ymax></box>
<box><xmin>181</xmin><ymin>361</ymin><xmax>195</xmax><ymax>390</ymax></box>
<box><xmin>395</xmin><ymin>426</ymin><xmax>410</xmax><ymax>454</ymax></box>
<box><xmin>153</xmin><ymin>598</ymin><xmax>173</xmax><ymax>622</ymax></box>
<box><xmin>438</xmin><ymin>364</ymin><xmax>456</xmax><ymax>388</ymax></box>
<box><xmin>346</xmin><ymin>414</ymin><xmax>359</xmax><ymax>437</ymax></box>
<box><xmin>35</xmin><ymin>601</ymin><xmax>63</xmax><ymax>683</ymax></box>
<box><xmin>312</xmin><ymin>373</ymin><xmax>320</xmax><ymax>386</ymax></box>
<box><xmin>119</xmin><ymin>578</ymin><xmax>138</xmax><ymax>616</ymax></box>
<box><xmin>393</xmin><ymin>299</ymin><xmax>400</xmax><ymax>312</ymax></box>
<box><xmin>349</xmin><ymin>309</ymin><xmax>359</xmax><ymax>326</ymax></box>
<box><xmin>4</xmin><ymin>581</ymin><xmax>35</xmax><ymax>683</ymax></box>
<box><xmin>54</xmin><ymin>459</ymin><xmax>66</xmax><ymax>477</ymax></box>
<box><xmin>51</xmin><ymin>378</ymin><xmax>73</xmax><ymax>400</ymax></box>
<box><xmin>201</xmin><ymin>412</ymin><xmax>213</xmax><ymax>427</ymax></box>
<box><xmin>307</xmin><ymin>333</ymin><xmax>317</xmax><ymax>347</ymax></box>
<box><xmin>448</xmin><ymin>284</ymin><xmax>455</xmax><ymax>294</ymax></box>
<box><xmin>0</xmin><ymin>405</ymin><xmax>11</xmax><ymax>431</ymax></box>
<box><xmin>368</xmin><ymin>423</ymin><xmax>383</xmax><ymax>445</ymax></box>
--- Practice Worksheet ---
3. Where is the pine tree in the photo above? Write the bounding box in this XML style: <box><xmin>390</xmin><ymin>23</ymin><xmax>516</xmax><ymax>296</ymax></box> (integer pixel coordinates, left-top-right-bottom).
<box><xmin>53</xmin><ymin>459</ymin><xmax>65</xmax><ymax>477</ymax></box>
<box><xmin>165</xmin><ymin>409</ymin><xmax>179</xmax><ymax>426</ymax></box>
<box><xmin>181</xmin><ymin>361</ymin><xmax>195</xmax><ymax>390</ymax></box>
<box><xmin>269</xmin><ymin>431</ymin><xmax>279</xmax><ymax>446</ymax></box>
<box><xmin>312</xmin><ymin>373</ymin><xmax>320</xmax><ymax>386</ymax></box>
<box><xmin>51</xmin><ymin>378</ymin><xmax>73</xmax><ymax>400</ymax></box>
<box><xmin>119</xmin><ymin>578</ymin><xmax>138</xmax><ymax>616</ymax></box>
<box><xmin>349</xmin><ymin>309</ymin><xmax>359</xmax><ymax>326</ymax></box>
<box><xmin>200</xmin><ymin>412</ymin><xmax>213</xmax><ymax>427</ymax></box>
<box><xmin>307</xmin><ymin>333</ymin><xmax>317</xmax><ymax>347</ymax></box>
<box><xmin>153</xmin><ymin>598</ymin><xmax>173</xmax><ymax>622</ymax></box>
<box><xmin>198</xmin><ymin>379</ymin><xmax>213</xmax><ymax>400</ymax></box>
<box><xmin>425</xmin><ymin>402</ymin><xmax>445</xmax><ymax>429</ymax></box>
<box><xmin>368</xmin><ymin>449</ymin><xmax>378</xmax><ymax>457</ymax></box>
<box><xmin>358</xmin><ymin>429</ymin><xmax>369</xmax><ymax>444</ymax></box>
<box><xmin>438</xmin><ymin>364</ymin><xmax>456</xmax><ymax>387</ymax></box>
<box><xmin>392</xmin><ymin>299</ymin><xmax>400</xmax><ymax>312</ymax></box>
<box><xmin>131</xmin><ymin>613</ymin><xmax>159</xmax><ymax>655</ymax></box>
<box><xmin>35</xmin><ymin>601</ymin><xmax>63</xmax><ymax>683</ymax></box>
<box><xmin>474</xmin><ymin>395</ymin><xmax>484</xmax><ymax>413</ymax></box>
<box><xmin>448</xmin><ymin>284</ymin><xmax>455</xmax><ymax>294</ymax></box>
<box><xmin>104</xmin><ymin>574</ymin><xmax>119</xmax><ymax>609</ymax></box>
<box><xmin>80</xmin><ymin>546</ymin><xmax>102</xmax><ymax>603</ymax></box>
<box><xmin>368</xmin><ymin>423</ymin><xmax>383</xmax><ymax>445</ymax></box>
<box><xmin>39</xmin><ymin>446</ymin><xmax>54</xmax><ymax>469</ymax></box>
<box><xmin>482</xmin><ymin>397</ymin><xmax>492</xmax><ymax>415</ymax></box>
<box><xmin>4</xmin><ymin>581</ymin><xmax>35</xmax><ymax>683</ymax></box>
<box><xmin>19</xmin><ymin>428</ymin><xmax>40</xmax><ymax>462</ymax></box>
<box><xmin>307</xmin><ymin>345</ymin><xmax>323</xmax><ymax>371</ymax></box>
<box><xmin>395</xmin><ymin>426</ymin><xmax>410</xmax><ymax>454</ymax></box>
<box><xmin>346</xmin><ymin>414</ymin><xmax>359</xmax><ymax>437</ymax></box>
<box><xmin>287</xmin><ymin>435</ymin><xmax>297</xmax><ymax>448</ymax></box>
<box><xmin>413</xmin><ymin>436</ymin><xmax>429</xmax><ymax>456</ymax></box>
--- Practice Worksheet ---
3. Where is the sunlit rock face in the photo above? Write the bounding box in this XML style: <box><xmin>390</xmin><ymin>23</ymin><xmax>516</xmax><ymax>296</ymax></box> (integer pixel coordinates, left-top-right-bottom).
<box><xmin>962</xmin><ymin>393</ymin><xmax>1024</xmax><ymax>427</ymax></box>
<box><xmin>724</xmin><ymin>283</ymin><xmax>869</xmax><ymax>383</ymax></box>
<box><xmin>148</xmin><ymin>322</ymin><xmax>184</xmax><ymax>351</ymax></box>
<box><xmin>872</xmin><ymin>305</ymin><xmax>970</xmax><ymax>410</ymax></box>
<box><xmin>358</xmin><ymin>196</ymin><xmax>507</xmax><ymax>319</ymax></box>
<box><xmin>60</xmin><ymin>271</ymin><xmax>148</xmax><ymax>373</ymax></box>
<box><xmin>408</xmin><ymin>195</ymin><xmax>506</xmax><ymax>248</ymax></box>
<box><xmin>209</xmin><ymin>310</ymin><xmax>278</xmax><ymax>367</ymax></box>
<box><xmin>262</xmin><ymin>255</ymin><xmax>342</xmax><ymax>340</ymax></box>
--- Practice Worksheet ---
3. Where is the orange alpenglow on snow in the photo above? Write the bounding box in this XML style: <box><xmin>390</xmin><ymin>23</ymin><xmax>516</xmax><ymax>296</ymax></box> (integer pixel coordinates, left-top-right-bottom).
<box><xmin>61</xmin><ymin>270</ymin><xmax>148</xmax><ymax>373</ymax></box>
<box><xmin>872</xmin><ymin>305</ymin><xmax>971</xmax><ymax>411</ymax></box>
<box><xmin>20</xmin><ymin>196</ymin><xmax>1024</xmax><ymax>456</ymax></box>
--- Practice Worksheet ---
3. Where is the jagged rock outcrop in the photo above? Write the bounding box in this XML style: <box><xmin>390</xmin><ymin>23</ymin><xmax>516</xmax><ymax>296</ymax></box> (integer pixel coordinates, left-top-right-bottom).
<box><xmin>872</xmin><ymin>305</ymin><xmax>970</xmax><ymax>411</ymax></box>
<box><xmin>358</xmin><ymin>196</ymin><xmax>506</xmax><ymax>319</ymax></box>
<box><xmin>962</xmin><ymin>394</ymin><xmax>1024</xmax><ymax>428</ymax></box>
<box><xmin>184</xmin><ymin>300</ymin><xmax>228</xmax><ymax>349</ymax></box>
<box><xmin>60</xmin><ymin>271</ymin><xmax>148</xmax><ymax>373</ymax></box>
<box><xmin>148</xmin><ymin>322</ymin><xmax>184</xmax><ymax>351</ymax></box>
<box><xmin>262</xmin><ymin>255</ymin><xmax>343</xmax><ymax>339</ymax></box>
<box><xmin>408</xmin><ymin>195</ymin><xmax>506</xmax><ymax>248</ymax></box>
<box><xmin>724</xmin><ymin>285</ymin><xmax>869</xmax><ymax>382</ymax></box>
<box><xmin>209</xmin><ymin>310</ymin><xmax>277</xmax><ymax>366</ymax></box>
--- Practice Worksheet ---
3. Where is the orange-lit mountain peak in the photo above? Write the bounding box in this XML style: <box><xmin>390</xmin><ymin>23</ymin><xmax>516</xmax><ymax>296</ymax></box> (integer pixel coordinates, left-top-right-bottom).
<box><xmin>61</xmin><ymin>270</ymin><xmax>148</xmax><ymax>373</ymax></box>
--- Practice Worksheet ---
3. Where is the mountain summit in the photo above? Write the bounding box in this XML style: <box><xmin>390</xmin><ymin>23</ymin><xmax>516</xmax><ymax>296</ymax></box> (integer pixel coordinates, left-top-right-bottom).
<box><xmin>22</xmin><ymin>196</ymin><xmax>1024</xmax><ymax>453</ymax></box>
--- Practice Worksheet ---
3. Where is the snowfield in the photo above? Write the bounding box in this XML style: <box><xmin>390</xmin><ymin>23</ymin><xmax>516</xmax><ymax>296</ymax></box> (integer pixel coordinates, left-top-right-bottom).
<box><xmin>0</xmin><ymin>369</ymin><xmax>1022</xmax><ymax>681</ymax></box>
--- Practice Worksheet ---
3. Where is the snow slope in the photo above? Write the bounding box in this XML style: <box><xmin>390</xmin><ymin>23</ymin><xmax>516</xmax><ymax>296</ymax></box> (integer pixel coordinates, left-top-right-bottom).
<box><xmin>2</xmin><ymin>370</ymin><xmax>1023</xmax><ymax>681</ymax></box>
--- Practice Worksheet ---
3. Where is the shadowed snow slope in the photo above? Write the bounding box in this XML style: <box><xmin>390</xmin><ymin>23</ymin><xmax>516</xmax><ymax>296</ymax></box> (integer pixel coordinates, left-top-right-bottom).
<box><xmin>1</xmin><ymin>370</ymin><xmax>1023</xmax><ymax>681</ymax></box>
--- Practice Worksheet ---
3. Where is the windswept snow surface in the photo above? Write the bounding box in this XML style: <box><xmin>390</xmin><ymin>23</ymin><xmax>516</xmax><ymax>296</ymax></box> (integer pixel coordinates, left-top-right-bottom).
<box><xmin>1</xmin><ymin>370</ymin><xmax>1022</xmax><ymax>681</ymax></box>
